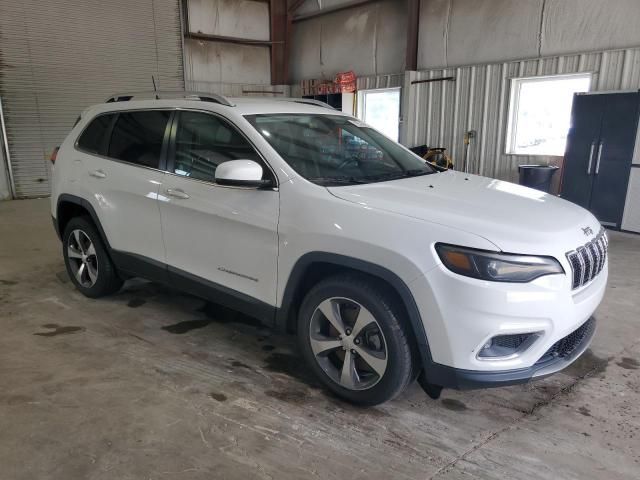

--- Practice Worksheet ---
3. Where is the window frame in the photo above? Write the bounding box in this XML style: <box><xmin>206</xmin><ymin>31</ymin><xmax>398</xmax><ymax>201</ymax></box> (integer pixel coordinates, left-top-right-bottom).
<box><xmin>166</xmin><ymin>108</ymin><xmax>278</xmax><ymax>189</ymax></box>
<box><xmin>505</xmin><ymin>72</ymin><xmax>592</xmax><ymax>156</ymax></box>
<box><xmin>74</xmin><ymin>108</ymin><xmax>174</xmax><ymax>173</ymax></box>
<box><xmin>74</xmin><ymin>107</ymin><xmax>278</xmax><ymax>189</ymax></box>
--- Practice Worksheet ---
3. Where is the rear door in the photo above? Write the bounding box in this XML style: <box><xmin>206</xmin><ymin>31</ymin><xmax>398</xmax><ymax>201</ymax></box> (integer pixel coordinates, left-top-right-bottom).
<box><xmin>75</xmin><ymin>110</ymin><xmax>170</xmax><ymax>275</ymax></box>
<box><xmin>158</xmin><ymin>110</ymin><xmax>279</xmax><ymax>320</ymax></box>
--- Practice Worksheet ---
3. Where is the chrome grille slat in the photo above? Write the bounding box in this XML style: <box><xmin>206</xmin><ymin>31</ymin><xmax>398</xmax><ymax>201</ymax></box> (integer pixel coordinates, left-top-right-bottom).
<box><xmin>566</xmin><ymin>228</ymin><xmax>608</xmax><ymax>290</ymax></box>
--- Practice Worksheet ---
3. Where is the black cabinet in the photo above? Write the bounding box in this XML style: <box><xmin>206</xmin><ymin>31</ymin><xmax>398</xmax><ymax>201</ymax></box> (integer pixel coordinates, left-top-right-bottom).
<box><xmin>562</xmin><ymin>91</ymin><xmax>640</xmax><ymax>230</ymax></box>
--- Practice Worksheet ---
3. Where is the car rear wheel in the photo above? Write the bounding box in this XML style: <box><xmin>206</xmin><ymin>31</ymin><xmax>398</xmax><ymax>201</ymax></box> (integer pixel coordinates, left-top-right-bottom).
<box><xmin>298</xmin><ymin>274</ymin><xmax>415</xmax><ymax>405</ymax></box>
<box><xmin>63</xmin><ymin>217</ymin><xmax>123</xmax><ymax>298</ymax></box>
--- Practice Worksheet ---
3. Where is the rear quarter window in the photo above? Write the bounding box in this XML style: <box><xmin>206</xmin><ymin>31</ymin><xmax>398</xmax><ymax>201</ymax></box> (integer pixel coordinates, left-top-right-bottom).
<box><xmin>77</xmin><ymin>114</ymin><xmax>113</xmax><ymax>154</ymax></box>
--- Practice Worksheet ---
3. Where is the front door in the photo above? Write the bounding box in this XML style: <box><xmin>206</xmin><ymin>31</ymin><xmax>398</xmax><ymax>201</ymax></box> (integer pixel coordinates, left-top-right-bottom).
<box><xmin>158</xmin><ymin>110</ymin><xmax>279</xmax><ymax>321</ymax></box>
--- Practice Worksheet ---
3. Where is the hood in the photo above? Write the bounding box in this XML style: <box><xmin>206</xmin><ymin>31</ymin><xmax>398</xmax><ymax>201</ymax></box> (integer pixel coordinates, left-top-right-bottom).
<box><xmin>327</xmin><ymin>170</ymin><xmax>601</xmax><ymax>255</ymax></box>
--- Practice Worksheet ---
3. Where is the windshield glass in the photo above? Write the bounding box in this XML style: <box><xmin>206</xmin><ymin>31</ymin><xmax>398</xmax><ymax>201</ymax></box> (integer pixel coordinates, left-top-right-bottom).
<box><xmin>244</xmin><ymin>114</ymin><xmax>435</xmax><ymax>186</ymax></box>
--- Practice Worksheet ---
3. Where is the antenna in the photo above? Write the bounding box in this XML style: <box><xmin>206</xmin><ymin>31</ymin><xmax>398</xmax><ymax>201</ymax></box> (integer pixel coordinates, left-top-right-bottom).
<box><xmin>151</xmin><ymin>76</ymin><xmax>159</xmax><ymax>100</ymax></box>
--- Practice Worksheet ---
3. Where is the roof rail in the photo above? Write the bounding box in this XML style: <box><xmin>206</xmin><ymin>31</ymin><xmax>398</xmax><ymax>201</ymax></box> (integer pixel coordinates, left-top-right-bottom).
<box><xmin>269</xmin><ymin>97</ymin><xmax>337</xmax><ymax>110</ymax></box>
<box><xmin>104</xmin><ymin>91</ymin><xmax>235</xmax><ymax>107</ymax></box>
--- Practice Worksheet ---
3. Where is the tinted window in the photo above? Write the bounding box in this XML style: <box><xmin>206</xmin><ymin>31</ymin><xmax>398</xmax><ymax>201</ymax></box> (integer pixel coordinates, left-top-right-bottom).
<box><xmin>77</xmin><ymin>114</ymin><xmax>113</xmax><ymax>154</ymax></box>
<box><xmin>173</xmin><ymin>111</ymin><xmax>261</xmax><ymax>182</ymax></box>
<box><xmin>108</xmin><ymin>111</ymin><xmax>170</xmax><ymax>168</ymax></box>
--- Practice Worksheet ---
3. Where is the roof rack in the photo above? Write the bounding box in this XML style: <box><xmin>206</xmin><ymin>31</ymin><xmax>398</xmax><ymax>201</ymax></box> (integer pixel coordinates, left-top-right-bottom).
<box><xmin>104</xmin><ymin>91</ymin><xmax>235</xmax><ymax>107</ymax></box>
<box><xmin>273</xmin><ymin>97</ymin><xmax>337</xmax><ymax>110</ymax></box>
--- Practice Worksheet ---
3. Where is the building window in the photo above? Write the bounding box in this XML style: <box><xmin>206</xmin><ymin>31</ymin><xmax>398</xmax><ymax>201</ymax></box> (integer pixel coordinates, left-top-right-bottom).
<box><xmin>506</xmin><ymin>74</ymin><xmax>591</xmax><ymax>156</ymax></box>
<box><xmin>357</xmin><ymin>88</ymin><xmax>401</xmax><ymax>141</ymax></box>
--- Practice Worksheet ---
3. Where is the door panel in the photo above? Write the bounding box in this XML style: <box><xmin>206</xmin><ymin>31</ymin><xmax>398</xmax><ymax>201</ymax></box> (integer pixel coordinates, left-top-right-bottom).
<box><xmin>159</xmin><ymin>179</ymin><xmax>279</xmax><ymax>306</ymax></box>
<box><xmin>589</xmin><ymin>92</ymin><xmax>640</xmax><ymax>227</ymax></box>
<box><xmin>561</xmin><ymin>94</ymin><xmax>605</xmax><ymax>208</ymax></box>
<box><xmin>81</xmin><ymin>156</ymin><xmax>165</xmax><ymax>262</ymax></box>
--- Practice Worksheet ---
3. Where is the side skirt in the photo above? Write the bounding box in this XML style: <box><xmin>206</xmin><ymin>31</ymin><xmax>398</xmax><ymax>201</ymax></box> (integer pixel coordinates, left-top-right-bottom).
<box><xmin>110</xmin><ymin>250</ymin><xmax>277</xmax><ymax>326</ymax></box>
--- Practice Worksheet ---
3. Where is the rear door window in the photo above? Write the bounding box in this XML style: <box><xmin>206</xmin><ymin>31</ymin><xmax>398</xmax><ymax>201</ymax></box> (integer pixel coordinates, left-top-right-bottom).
<box><xmin>77</xmin><ymin>114</ymin><xmax>114</xmax><ymax>154</ymax></box>
<box><xmin>108</xmin><ymin>111</ymin><xmax>171</xmax><ymax>169</ymax></box>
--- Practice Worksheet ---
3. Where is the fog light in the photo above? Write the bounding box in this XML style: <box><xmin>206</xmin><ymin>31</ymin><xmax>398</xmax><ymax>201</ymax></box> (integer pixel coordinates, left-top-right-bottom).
<box><xmin>477</xmin><ymin>333</ymin><xmax>539</xmax><ymax>359</ymax></box>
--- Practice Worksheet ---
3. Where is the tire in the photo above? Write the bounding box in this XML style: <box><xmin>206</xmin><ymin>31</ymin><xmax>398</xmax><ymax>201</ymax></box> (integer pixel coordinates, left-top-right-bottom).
<box><xmin>298</xmin><ymin>274</ymin><xmax>415</xmax><ymax>406</ymax></box>
<box><xmin>62</xmin><ymin>216</ymin><xmax>123</xmax><ymax>298</ymax></box>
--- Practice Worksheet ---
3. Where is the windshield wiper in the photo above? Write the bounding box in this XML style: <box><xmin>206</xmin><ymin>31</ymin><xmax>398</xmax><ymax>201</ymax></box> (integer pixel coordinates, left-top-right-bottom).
<box><xmin>358</xmin><ymin>169</ymin><xmax>434</xmax><ymax>182</ymax></box>
<box><xmin>309</xmin><ymin>176</ymin><xmax>370</xmax><ymax>186</ymax></box>
<box><xmin>402</xmin><ymin>168</ymin><xmax>437</xmax><ymax>177</ymax></box>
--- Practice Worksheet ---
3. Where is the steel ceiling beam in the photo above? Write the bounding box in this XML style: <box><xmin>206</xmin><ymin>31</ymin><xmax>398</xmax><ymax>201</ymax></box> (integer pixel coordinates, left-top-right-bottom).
<box><xmin>406</xmin><ymin>0</ymin><xmax>420</xmax><ymax>71</ymax></box>
<box><xmin>270</xmin><ymin>0</ymin><xmax>305</xmax><ymax>85</ymax></box>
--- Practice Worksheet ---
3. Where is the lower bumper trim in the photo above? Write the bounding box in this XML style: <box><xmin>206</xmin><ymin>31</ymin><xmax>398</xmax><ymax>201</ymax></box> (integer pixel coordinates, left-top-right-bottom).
<box><xmin>423</xmin><ymin>316</ymin><xmax>596</xmax><ymax>390</ymax></box>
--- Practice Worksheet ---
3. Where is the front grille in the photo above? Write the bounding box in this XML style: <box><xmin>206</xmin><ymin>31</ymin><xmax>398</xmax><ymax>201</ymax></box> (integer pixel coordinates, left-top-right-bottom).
<box><xmin>537</xmin><ymin>317</ymin><xmax>595</xmax><ymax>364</ymax></box>
<box><xmin>566</xmin><ymin>228</ymin><xmax>608</xmax><ymax>289</ymax></box>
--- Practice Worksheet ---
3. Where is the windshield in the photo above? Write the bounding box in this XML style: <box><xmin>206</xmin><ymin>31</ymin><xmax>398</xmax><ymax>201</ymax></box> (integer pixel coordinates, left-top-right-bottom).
<box><xmin>244</xmin><ymin>114</ymin><xmax>435</xmax><ymax>186</ymax></box>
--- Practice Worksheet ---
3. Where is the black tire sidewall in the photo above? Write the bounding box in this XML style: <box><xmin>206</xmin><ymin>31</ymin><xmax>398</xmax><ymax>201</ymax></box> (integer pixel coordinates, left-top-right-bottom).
<box><xmin>62</xmin><ymin>217</ymin><xmax>121</xmax><ymax>298</ymax></box>
<box><xmin>298</xmin><ymin>277</ymin><xmax>413</xmax><ymax>406</ymax></box>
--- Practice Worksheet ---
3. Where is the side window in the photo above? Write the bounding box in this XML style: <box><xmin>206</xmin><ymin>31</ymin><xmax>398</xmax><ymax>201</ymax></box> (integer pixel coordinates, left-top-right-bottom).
<box><xmin>108</xmin><ymin>111</ymin><xmax>170</xmax><ymax>168</ymax></box>
<box><xmin>173</xmin><ymin>111</ymin><xmax>262</xmax><ymax>182</ymax></box>
<box><xmin>77</xmin><ymin>114</ymin><xmax>113</xmax><ymax>154</ymax></box>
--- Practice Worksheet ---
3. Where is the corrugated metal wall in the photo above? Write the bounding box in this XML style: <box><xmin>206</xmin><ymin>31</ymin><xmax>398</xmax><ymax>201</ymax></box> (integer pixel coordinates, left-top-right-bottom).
<box><xmin>0</xmin><ymin>0</ymin><xmax>184</xmax><ymax>198</ymax></box>
<box><xmin>402</xmin><ymin>47</ymin><xmax>640</xmax><ymax>183</ymax></box>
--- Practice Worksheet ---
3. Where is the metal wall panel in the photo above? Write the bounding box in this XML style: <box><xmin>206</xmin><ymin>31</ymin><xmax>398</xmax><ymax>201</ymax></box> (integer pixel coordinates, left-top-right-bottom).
<box><xmin>0</xmin><ymin>0</ymin><xmax>184</xmax><ymax>198</ymax></box>
<box><xmin>185</xmin><ymin>80</ymin><xmax>290</xmax><ymax>98</ymax></box>
<box><xmin>402</xmin><ymin>47</ymin><xmax>640</xmax><ymax>184</ymax></box>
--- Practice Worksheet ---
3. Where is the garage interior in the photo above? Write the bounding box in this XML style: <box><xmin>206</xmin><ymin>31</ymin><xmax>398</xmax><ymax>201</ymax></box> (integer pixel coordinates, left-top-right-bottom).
<box><xmin>1</xmin><ymin>1</ymin><xmax>639</xmax><ymax>479</ymax></box>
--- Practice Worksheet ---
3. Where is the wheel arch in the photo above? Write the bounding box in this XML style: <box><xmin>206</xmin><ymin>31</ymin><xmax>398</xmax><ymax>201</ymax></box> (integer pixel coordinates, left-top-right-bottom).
<box><xmin>276</xmin><ymin>252</ymin><xmax>435</xmax><ymax>369</ymax></box>
<box><xmin>56</xmin><ymin>194</ymin><xmax>112</xmax><ymax>251</ymax></box>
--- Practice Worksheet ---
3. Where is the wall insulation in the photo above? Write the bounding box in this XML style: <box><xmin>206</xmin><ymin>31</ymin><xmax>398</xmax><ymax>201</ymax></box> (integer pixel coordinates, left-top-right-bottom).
<box><xmin>402</xmin><ymin>47</ymin><xmax>640</xmax><ymax>184</ymax></box>
<box><xmin>290</xmin><ymin>0</ymin><xmax>406</xmax><ymax>82</ymax></box>
<box><xmin>183</xmin><ymin>0</ymin><xmax>271</xmax><ymax>87</ymax></box>
<box><xmin>419</xmin><ymin>0</ymin><xmax>640</xmax><ymax>70</ymax></box>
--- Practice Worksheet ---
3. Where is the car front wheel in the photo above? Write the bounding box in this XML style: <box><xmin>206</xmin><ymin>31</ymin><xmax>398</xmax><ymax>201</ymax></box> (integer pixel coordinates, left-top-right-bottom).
<box><xmin>298</xmin><ymin>274</ymin><xmax>415</xmax><ymax>405</ymax></box>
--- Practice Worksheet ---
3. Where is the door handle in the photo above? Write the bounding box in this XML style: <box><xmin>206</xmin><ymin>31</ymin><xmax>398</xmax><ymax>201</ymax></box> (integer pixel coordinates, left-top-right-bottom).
<box><xmin>166</xmin><ymin>188</ymin><xmax>190</xmax><ymax>199</ymax></box>
<box><xmin>89</xmin><ymin>169</ymin><xmax>106</xmax><ymax>179</ymax></box>
<box><xmin>595</xmin><ymin>142</ymin><xmax>604</xmax><ymax>174</ymax></box>
<box><xmin>586</xmin><ymin>142</ymin><xmax>596</xmax><ymax>175</ymax></box>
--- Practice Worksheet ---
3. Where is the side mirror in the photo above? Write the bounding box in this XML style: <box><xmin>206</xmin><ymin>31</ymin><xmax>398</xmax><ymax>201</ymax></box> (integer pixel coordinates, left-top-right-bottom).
<box><xmin>215</xmin><ymin>160</ymin><xmax>272</xmax><ymax>188</ymax></box>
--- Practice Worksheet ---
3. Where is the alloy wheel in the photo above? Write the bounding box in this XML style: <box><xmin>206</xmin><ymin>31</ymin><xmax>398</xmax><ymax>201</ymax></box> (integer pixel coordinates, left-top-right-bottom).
<box><xmin>309</xmin><ymin>297</ymin><xmax>388</xmax><ymax>390</ymax></box>
<box><xmin>67</xmin><ymin>229</ymin><xmax>99</xmax><ymax>288</ymax></box>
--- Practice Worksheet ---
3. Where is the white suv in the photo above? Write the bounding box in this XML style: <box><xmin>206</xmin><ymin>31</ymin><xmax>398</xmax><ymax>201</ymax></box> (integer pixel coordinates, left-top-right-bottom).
<box><xmin>51</xmin><ymin>92</ymin><xmax>607</xmax><ymax>405</ymax></box>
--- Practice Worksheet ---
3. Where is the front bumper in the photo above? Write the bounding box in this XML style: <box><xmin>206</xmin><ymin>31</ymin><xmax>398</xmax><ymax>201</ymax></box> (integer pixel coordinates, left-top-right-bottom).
<box><xmin>424</xmin><ymin>316</ymin><xmax>596</xmax><ymax>390</ymax></box>
<box><xmin>409</xmin><ymin>257</ymin><xmax>606</xmax><ymax>389</ymax></box>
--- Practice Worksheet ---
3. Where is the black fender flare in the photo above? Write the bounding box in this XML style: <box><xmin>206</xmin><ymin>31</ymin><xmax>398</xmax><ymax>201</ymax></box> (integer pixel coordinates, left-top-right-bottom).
<box><xmin>55</xmin><ymin>194</ymin><xmax>112</xmax><ymax>251</ymax></box>
<box><xmin>276</xmin><ymin>252</ymin><xmax>437</xmax><ymax>374</ymax></box>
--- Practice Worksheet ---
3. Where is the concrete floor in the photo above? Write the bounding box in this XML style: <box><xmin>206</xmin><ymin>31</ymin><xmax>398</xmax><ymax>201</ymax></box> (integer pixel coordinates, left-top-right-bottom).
<box><xmin>0</xmin><ymin>198</ymin><xmax>638</xmax><ymax>480</ymax></box>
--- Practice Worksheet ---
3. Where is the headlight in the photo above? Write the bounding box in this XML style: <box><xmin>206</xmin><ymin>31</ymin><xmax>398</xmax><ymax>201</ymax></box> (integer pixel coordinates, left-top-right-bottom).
<box><xmin>435</xmin><ymin>244</ymin><xmax>564</xmax><ymax>283</ymax></box>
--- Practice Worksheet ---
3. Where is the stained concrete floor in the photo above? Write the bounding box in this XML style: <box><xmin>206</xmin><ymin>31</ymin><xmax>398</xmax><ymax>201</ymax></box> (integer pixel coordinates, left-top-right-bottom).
<box><xmin>0</xmin><ymin>197</ymin><xmax>639</xmax><ymax>480</ymax></box>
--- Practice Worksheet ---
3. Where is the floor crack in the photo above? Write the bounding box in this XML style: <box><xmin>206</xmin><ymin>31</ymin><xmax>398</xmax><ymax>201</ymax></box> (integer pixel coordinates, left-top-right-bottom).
<box><xmin>427</xmin><ymin>359</ymin><xmax>608</xmax><ymax>479</ymax></box>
